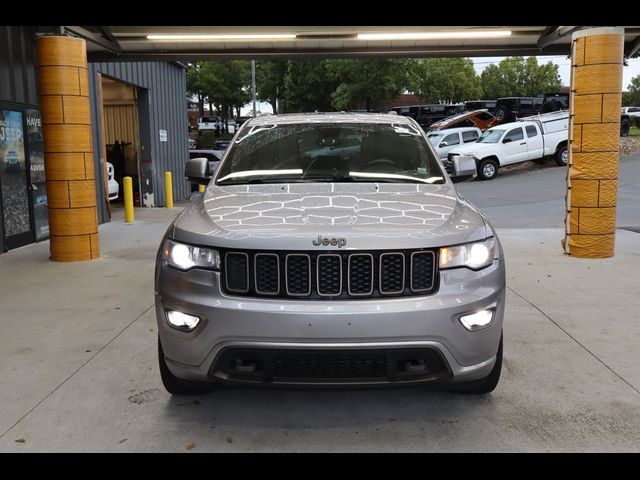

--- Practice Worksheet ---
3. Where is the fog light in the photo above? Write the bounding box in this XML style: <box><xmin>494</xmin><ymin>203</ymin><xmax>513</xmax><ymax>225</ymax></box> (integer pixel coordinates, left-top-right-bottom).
<box><xmin>459</xmin><ymin>309</ymin><xmax>494</xmax><ymax>331</ymax></box>
<box><xmin>166</xmin><ymin>310</ymin><xmax>200</xmax><ymax>332</ymax></box>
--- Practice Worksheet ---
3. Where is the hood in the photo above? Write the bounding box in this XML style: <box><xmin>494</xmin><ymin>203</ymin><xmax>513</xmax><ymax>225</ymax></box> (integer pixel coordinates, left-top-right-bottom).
<box><xmin>172</xmin><ymin>182</ymin><xmax>488</xmax><ymax>250</ymax></box>
<box><xmin>448</xmin><ymin>142</ymin><xmax>496</xmax><ymax>156</ymax></box>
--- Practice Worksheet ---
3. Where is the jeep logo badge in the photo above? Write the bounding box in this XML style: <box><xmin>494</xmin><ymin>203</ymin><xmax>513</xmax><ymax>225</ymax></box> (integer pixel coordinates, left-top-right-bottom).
<box><xmin>312</xmin><ymin>235</ymin><xmax>347</xmax><ymax>248</ymax></box>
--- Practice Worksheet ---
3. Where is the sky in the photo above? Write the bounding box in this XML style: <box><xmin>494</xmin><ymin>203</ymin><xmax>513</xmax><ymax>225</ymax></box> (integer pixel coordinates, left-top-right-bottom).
<box><xmin>240</xmin><ymin>55</ymin><xmax>640</xmax><ymax>115</ymax></box>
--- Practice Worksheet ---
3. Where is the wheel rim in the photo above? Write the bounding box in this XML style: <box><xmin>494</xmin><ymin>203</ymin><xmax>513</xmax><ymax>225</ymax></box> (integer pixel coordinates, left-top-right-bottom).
<box><xmin>561</xmin><ymin>149</ymin><xmax>568</xmax><ymax>164</ymax></box>
<box><xmin>483</xmin><ymin>164</ymin><xmax>496</xmax><ymax>177</ymax></box>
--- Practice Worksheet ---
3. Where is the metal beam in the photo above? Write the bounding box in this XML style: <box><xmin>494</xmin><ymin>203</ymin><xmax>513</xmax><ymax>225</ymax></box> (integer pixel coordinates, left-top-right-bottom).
<box><xmin>98</xmin><ymin>26</ymin><xmax>121</xmax><ymax>52</ymax></box>
<box><xmin>63</xmin><ymin>26</ymin><xmax>122</xmax><ymax>53</ymax></box>
<box><xmin>626</xmin><ymin>35</ymin><xmax>640</xmax><ymax>58</ymax></box>
<box><xmin>537</xmin><ymin>26</ymin><xmax>583</xmax><ymax>49</ymax></box>
<box><xmin>88</xmin><ymin>44</ymin><xmax>572</xmax><ymax>63</ymax></box>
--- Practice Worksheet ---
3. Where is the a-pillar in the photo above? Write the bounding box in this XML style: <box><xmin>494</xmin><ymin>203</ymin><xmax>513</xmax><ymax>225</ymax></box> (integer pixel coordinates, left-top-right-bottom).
<box><xmin>36</xmin><ymin>36</ymin><xmax>99</xmax><ymax>261</ymax></box>
<box><xmin>563</xmin><ymin>27</ymin><xmax>625</xmax><ymax>258</ymax></box>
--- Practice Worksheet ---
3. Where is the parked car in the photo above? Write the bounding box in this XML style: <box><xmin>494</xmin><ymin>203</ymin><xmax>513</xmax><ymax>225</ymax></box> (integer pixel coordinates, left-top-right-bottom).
<box><xmin>427</xmin><ymin>127</ymin><xmax>482</xmax><ymax>160</ymax></box>
<box><xmin>107</xmin><ymin>162</ymin><xmax>119</xmax><ymax>200</ymax></box>
<box><xmin>6</xmin><ymin>151</ymin><xmax>19</xmax><ymax>173</ymax></box>
<box><xmin>538</xmin><ymin>92</ymin><xmax>632</xmax><ymax>136</ymax></box>
<box><xmin>197</xmin><ymin>116</ymin><xmax>221</xmax><ymax>132</ymax></box>
<box><xmin>159</xmin><ymin>112</ymin><xmax>505</xmax><ymax>395</ymax></box>
<box><xmin>429</xmin><ymin>110</ymin><xmax>497</xmax><ymax>132</ymax></box>
<box><xmin>447</xmin><ymin>110</ymin><xmax>569</xmax><ymax>180</ymax></box>
<box><xmin>392</xmin><ymin>104</ymin><xmax>465</xmax><ymax>130</ymax></box>
<box><xmin>621</xmin><ymin>106</ymin><xmax>640</xmax><ymax>118</ymax></box>
<box><xmin>465</xmin><ymin>100</ymin><xmax>497</xmax><ymax>114</ymax></box>
<box><xmin>188</xmin><ymin>138</ymin><xmax>196</xmax><ymax>150</ymax></box>
<box><xmin>494</xmin><ymin>97</ymin><xmax>544</xmax><ymax>124</ymax></box>
<box><xmin>214</xmin><ymin>139</ymin><xmax>231</xmax><ymax>150</ymax></box>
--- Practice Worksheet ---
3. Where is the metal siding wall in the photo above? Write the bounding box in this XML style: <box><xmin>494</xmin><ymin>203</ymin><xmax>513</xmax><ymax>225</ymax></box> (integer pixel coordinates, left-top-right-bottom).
<box><xmin>88</xmin><ymin>61</ymin><xmax>188</xmax><ymax>212</ymax></box>
<box><xmin>0</xmin><ymin>26</ymin><xmax>38</xmax><ymax>105</ymax></box>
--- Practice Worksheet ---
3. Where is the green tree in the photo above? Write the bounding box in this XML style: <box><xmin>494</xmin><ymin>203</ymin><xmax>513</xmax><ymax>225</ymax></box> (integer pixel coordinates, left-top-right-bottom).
<box><xmin>328</xmin><ymin>59</ymin><xmax>409</xmax><ymax>111</ymax></box>
<box><xmin>284</xmin><ymin>60</ymin><xmax>340</xmax><ymax>112</ymax></box>
<box><xmin>408</xmin><ymin>58</ymin><xmax>482</xmax><ymax>103</ymax></box>
<box><xmin>625</xmin><ymin>74</ymin><xmax>640</xmax><ymax>105</ymax></box>
<box><xmin>480</xmin><ymin>56</ymin><xmax>562</xmax><ymax>99</ymax></box>
<box><xmin>199</xmin><ymin>61</ymin><xmax>251</xmax><ymax>130</ymax></box>
<box><xmin>186</xmin><ymin>62</ymin><xmax>206</xmax><ymax>116</ymax></box>
<box><xmin>256</xmin><ymin>60</ymin><xmax>288</xmax><ymax>113</ymax></box>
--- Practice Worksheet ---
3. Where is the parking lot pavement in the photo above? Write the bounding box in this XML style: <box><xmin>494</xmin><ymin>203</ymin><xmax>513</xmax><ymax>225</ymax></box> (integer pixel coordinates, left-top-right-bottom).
<box><xmin>1</xmin><ymin>177</ymin><xmax>640</xmax><ymax>452</ymax></box>
<box><xmin>456</xmin><ymin>154</ymin><xmax>640</xmax><ymax>229</ymax></box>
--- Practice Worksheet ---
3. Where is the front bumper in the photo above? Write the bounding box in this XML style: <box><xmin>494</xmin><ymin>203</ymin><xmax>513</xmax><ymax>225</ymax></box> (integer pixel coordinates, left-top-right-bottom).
<box><xmin>155</xmin><ymin>258</ymin><xmax>505</xmax><ymax>385</ymax></box>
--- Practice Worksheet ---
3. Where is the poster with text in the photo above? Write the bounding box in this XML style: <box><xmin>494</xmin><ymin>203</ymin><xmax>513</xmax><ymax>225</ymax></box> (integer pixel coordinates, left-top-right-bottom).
<box><xmin>26</xmin><ymin>108</ymin><xmax>49</xmax><ymax>241</ymax></box>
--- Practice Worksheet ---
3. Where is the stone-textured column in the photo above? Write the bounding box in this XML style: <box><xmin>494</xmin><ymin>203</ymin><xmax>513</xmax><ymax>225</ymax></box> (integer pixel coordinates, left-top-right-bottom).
<box><xmin>563</xmin><ymin>27</ymin><xmax>624</xmax><ymax>258</ymax></box>
<box><xmin>36</xmin><ymin>36</ymin><xmax>99</xmax><ymax>261</ymax></box>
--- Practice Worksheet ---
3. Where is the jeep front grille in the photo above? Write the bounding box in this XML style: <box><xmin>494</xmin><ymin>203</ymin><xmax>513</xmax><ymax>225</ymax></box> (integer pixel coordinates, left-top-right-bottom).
<box><xmin>221</xmin><ymin>249</ymin><xmax>437</xmax><ymax>299</ymax></box>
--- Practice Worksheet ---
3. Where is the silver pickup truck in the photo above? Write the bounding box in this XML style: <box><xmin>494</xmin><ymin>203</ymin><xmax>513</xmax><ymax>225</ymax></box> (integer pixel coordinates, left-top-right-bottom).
<box><xmin>155</xmin><ymin>113</ymin><xmax>505</xmax><ymax>395</ymax></box>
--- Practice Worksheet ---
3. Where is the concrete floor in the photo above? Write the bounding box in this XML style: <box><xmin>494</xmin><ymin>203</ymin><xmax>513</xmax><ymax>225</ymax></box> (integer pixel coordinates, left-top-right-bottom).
<box><xmin>1</xmin><ymin>157</ymin><xmax>640</xmax><ymax>452</ymax></box>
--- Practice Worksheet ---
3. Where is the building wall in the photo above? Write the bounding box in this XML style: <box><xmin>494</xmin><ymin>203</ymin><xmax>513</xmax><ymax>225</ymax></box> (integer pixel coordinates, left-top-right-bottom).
<box><xmin>88</xmin><ymin>61</ymin><xmax>189</xmax><ymax>223</ymax></box>
<box><xmin>0</xmin><ymin>26</ymin><xmax>40</xmax><ymax>254</ymax></box>
<box><xmin>0</xmin><ymin>26</ymin><xmax>38</xmax><ymax>106</ymax></box>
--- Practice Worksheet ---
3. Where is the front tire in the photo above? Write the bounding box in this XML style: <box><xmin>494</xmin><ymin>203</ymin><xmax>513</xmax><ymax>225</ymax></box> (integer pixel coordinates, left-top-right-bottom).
<box><xmin>448</xmin><ymin>333</ymin><xmax>503</xmax><ymax>394</ymax></box>
<box><xmin>477</xmin><ymin>158</ymin><xmax>499</xmax><ymax>180</ymax></box>
<box><xmin>158</xmin><ymin>336</ymin><xmax>216</xmax><ymax>395</ymax></box>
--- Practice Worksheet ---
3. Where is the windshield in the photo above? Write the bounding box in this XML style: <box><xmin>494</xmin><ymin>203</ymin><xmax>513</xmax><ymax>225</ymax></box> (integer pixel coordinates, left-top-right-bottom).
<box><xmin>477</xmin><ymin>129</ymin><xmax>505</xmax><ymax>144</ymax></box>
<box><xmin>200</xmin><ymin>116</ymin><xmax>218</xmax><ymax>123</ymax></box>
<box><xmin>427</xmin><ymin>133</ymin><xmax>444</xmax><ymax>146</ymax></box>
<box><xmin>215</xmin><ymin>122</ymin><xmax>445</xmax><ymax>185</ymax></box>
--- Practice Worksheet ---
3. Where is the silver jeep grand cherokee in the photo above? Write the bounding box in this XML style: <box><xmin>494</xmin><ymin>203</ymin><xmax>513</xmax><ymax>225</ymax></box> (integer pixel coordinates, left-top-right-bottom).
<box><xmin>155</xmin><ymin>113</ymin><xmax>505</xmax><ymax>395</ymax></box>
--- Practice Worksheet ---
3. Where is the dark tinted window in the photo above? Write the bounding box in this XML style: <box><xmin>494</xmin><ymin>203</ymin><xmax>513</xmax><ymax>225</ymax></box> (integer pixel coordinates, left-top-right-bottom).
<box><xmin>520</xmin><ymin>99</ymin><xmax>533</xmax><ymax>107</ymax></box>
<box><xmin>525</xmin><ymin>125</ymin><xmax>538</xmax><ymax>138</ymax></box>
<box><xmin>504</xmin><ymin>128</ymin><xmax>524</xmax><ymax>142</ymax></box>
<box><xmin>476</xmin><ymin>112</ymin><xmax>494</xmax><ymax>121</ymax></box>
<box><xmin>628</xmin><ymin>107</ymin><xmax>640</xmax><ymax>113</ymax></box>
<box><xmin>462</xmin><ymin>131</ymin><xmax>479</xmax><ymax>142</ymax></box>
<box><xmin>452</xmin><ymin>119</ymin><xmax>475</xmax><ymax>128</ymax></box>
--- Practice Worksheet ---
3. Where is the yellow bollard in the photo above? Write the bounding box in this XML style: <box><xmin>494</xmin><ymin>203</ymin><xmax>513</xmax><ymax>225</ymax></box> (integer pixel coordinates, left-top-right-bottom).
<box><xmin>123</xmin><ymin>176</ymin><xmax>134</xmax><ymax>223</ymax></box>
<box><xmin>165</xmin><ymin>171</ymin><xmax>174</xmax><ymax>208</ymax></box>
<box><xmin>198</xmin><ymin>184</ymin><xmax>205</xmax><ymax>193</ymax></box>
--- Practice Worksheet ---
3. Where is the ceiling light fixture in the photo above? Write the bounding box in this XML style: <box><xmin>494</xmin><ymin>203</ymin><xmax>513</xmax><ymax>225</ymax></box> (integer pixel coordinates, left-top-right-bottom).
<box><xmin>147</xmin><ymin>34</ymin><xmax>296</xmax><ymax>41</ymax></box>
<box><xmin>357</xmin><ymin>30</ymin><xmax>512</xmax><ymax>41</ymax></box>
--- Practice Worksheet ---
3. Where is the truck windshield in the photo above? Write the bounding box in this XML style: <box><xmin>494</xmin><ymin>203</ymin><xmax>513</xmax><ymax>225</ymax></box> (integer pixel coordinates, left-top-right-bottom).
<box><xmin>477</xmin><ymin>129</ymin><xmax>504</xmax><ymax>144</ymax></box>
<box><xmin>216</xmin><ymin>122</ymin><xmax>445</xmax><ymax>185</ymax></box>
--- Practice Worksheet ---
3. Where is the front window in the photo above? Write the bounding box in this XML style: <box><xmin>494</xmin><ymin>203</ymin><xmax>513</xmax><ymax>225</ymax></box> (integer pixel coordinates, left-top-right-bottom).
<box><xmin>477</xmin><ymin>129</ymin><xmax>505</xmax><ymax>143</ymax></box>
<box><xmin>215</xmin><ymin>122</ymin><xmax>445</xmax><ymax>185</ymax></box>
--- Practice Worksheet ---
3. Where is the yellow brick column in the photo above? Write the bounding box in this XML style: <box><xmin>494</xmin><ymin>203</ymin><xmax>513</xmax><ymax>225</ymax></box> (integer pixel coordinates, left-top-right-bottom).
<box><xmin>36</xmin><ymin>36</ymin><xmax>99</xmax><ymax>261</ymax></box>
<box><xmin>563</xmin><ymin>27</ymin><xmax>624</xmax><ymax>258</ymax></box>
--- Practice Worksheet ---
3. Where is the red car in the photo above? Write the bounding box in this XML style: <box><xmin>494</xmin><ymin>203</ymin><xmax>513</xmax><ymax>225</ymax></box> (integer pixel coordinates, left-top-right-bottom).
<box><xmin>429</xmin><ymin>109</ymin><xmax>497</xmax><ymax>132</ymax></box>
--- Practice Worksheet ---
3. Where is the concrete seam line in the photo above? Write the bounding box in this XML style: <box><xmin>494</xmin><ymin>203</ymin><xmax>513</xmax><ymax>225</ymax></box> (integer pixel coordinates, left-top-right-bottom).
<box><xmin>0</xmin><ymin>303</ymin><xmax>155</xmax><ymax>440</ymax></box>
<box><xmin>506</xmin><ymin>286</ymin><xmax>640</xmax><ymax>396</ymax></box>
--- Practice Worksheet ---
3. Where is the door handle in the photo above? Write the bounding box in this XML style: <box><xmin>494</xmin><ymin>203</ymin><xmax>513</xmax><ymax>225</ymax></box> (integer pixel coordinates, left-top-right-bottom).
<box><xmin>520</xmin><ymin>142</ymin><xmax>526</xmax><ymax>145</ymax></box>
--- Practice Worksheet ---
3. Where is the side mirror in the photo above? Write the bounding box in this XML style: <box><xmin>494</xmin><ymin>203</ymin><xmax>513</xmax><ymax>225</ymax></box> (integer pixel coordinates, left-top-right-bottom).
<box><xmin>451</xmin><ymin>155</ymin><xmax>477</xmax><ymax>182</ymax></box>
<box><xmin>185</xmin><ymin>157</ymin><xmax>210</xmax><ymax>185</ymax></box>
<box><xmin>502</xmin><ymin>137</ymin><xmax>512</xmax><ymax>144</ymax></box>
<box><xmin>439</xmin><ymin>142</ymin><xmax>447</xmax><ymax>148</ymax></box>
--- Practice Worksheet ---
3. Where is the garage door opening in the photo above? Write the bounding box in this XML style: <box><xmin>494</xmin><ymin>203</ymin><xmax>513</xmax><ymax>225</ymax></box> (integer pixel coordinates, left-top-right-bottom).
<box><xmin>99</xmin><ymin>76</ymin><xmax>144</xmax><ymax>211</ymax></box>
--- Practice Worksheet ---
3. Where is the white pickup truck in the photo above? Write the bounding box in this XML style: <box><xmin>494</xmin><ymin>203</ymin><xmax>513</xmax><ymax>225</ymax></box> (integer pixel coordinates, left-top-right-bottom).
<box><xmin>446</xmin><ymin>110</ymin><xmax>569</xmax><ymax>180</ymax></box>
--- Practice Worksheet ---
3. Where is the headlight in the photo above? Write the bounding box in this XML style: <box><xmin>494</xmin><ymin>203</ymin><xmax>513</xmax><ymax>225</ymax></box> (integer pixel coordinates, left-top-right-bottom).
<box><xmin>163</xmin><ymin>239</ymin><xmax>220</xmax><ymax>271</ymax></box>
<box><xmin>439</xmin><ymin>238</ymin><xmax>495</xmax><ymax>270</ymax></box>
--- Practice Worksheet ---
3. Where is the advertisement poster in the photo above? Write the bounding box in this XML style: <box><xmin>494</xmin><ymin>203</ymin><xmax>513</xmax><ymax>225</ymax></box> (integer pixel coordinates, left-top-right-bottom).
<box><xmin>0</xmin><ymin>110</ymin><xmax>30</xmax><ymax>239</ymax></box>
<box><xmin>26</xmin><ymin>108</ymin><xmax>49</xmax><ymax>241</ymax></box>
